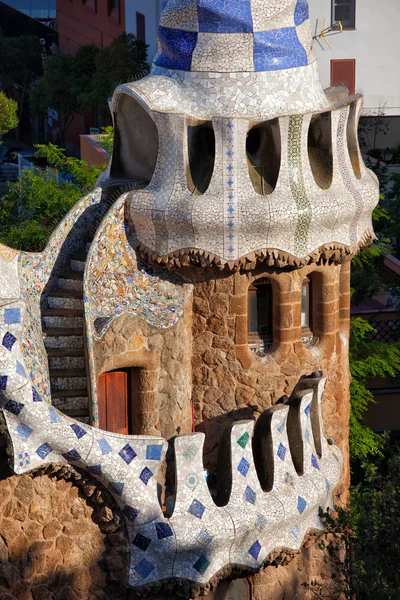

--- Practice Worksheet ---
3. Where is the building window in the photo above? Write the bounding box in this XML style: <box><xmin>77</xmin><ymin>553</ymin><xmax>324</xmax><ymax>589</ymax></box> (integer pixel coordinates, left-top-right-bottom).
<box><xmin>332</xmin><ymin>0</ymin><xmax>356</xmax><ymax>29</ymax></box>
<box><xmin>108</xmin><ymin>0</ymin><xmax>120</xmax><ymax>21</ymax></box>
<box><xmin>136</xmin><ymin>12</ymin><xmax>146</xmax><ymax>43</ymax></box>
<box><xmin>248</xmin><ymin>278</ymin><xmax>273</xmax><ymax>353</ymax></box>
<box><xmin>301</xmin><ymin>277</ymin><xmax>313</xmax><ymax>343</ymax></box>
<box><xmin>331</xmin><ymin>59</ymin><xmax>355</xmax><ymax>95</ymax></box>
<box><xmin>82</xmin><ymin>0</ymin><xmax>96</xmax><ymax>12</ymax></box>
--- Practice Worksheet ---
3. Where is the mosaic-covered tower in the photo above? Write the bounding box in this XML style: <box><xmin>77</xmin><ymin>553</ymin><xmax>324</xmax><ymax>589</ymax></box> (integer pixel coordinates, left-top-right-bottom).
<box><xmin>0</xmin><ymin>0</ymin><xmax>378</xmax><ymax>599</ymax></box>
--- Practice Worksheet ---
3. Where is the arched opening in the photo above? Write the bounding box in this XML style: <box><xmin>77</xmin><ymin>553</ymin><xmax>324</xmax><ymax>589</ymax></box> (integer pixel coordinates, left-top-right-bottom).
<box><xmin>301</xmin><ymin>276</ymin><xmax>313</xmax><ymax>344</ymax></box>
<box><xmin>110</xmin><ymin>93</ymin><xmax>159</xmax><ymax>183</ymax></box>
<box><xmin>207</xmin><ymin>578</ymin><xmax>252</xmax><ymax>600</ymax></box>
<box><xmin>347</xmin><ymin>100</ymin><xmax>362</xmax><ymax>179</ymax></box>
<box><xmin>308</xmin><ymin>111</ymin><xmax>333</xmax><ymax>190</ymax></box>
<box><xmin>98</xmin><ymin>368</ymin><xmax>143</xmax><ymax>434</ymax></box>
<box><xmin>186</xmin><ymin>120</ymin><xmax>215</xmax><ymax>195</ymax></box>
<box><xmin>248</xmin><ymin>277</ymin><xmax>273</xmax><ymax>352</ymax></box>
<box><xmin>246</xmin><ymin>118</ymin><xmax>281</xmax><ymax>195</ymax></box>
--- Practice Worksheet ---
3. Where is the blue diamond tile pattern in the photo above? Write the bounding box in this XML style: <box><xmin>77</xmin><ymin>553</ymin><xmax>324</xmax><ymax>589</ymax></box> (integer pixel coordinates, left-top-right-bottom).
<box><xmin>198</xmin><ymin>529</ymin><xmax>213</xmax><ymax>547</ymax></box>
<box><xmin>304</xmin><ymin>403</ymin><xmax>311</xmax><ymax>417</ymax></box>
<box><xmin>4</xmin><ymin>308</ymin><xmax>20</xmax><ymax>324</ymax></box>
<box><xmin>244</xmin><ymin>485</ymin><xmax>256</xmax><ymax>505</ymax></box>
<box><xmin>256</xmin><ymin>514</ymin><xmax>267</xmax><ymax>531</ymax></box>
<box><xmin>277</xmin><ymin>422</ymin><xmax>285</xmax><ymax>433</ymax></box>
<box><xmin>32</xmin><ymin>386</ymin><xmax>42</xmax><ymax>402</ymax></box>
<box><xmin>0</xmin><ymin>375</ymin><xmax>7</xmax><ymax>390</ymax></box>
<box><xmin>49</xmin><ymin>408</ymin><xmax>61</xmax><ymax>423</ymax></box>
<box><xmin>123</xmin><ymin>505</ymin><xmax>140</xmax><ymax>522</ymax></box>
<box><xmin>70</xmin><ymin>423</ymin><xmax>87</xmax><ymax>439</ymax></box>
<box><xmin>155</xmin><ymin>1</ymin><xmax>311</xmax><ymax>73</ymax></box>
<box><xmin>139</xmin><ymin>467</ymin><xmax>153</xmax><ymax>486</ymax></box>
<box><xmin>98</xmin><ymin>439</ymin><xmax>112</xmax><ymax>454</ymax></box>
<box><xmin>197</xmin><ymin>0</ymin><xmax>253</xmax><ymax>33</ymax></box>
<box><xmin>248</xmin><ymin>540</ymin><xmax>262</xmax><ymax>560</ymax></box>
<box><xmin>65</xmin><ymin>449</ymin><xmax>81</xmax><ymax>461</ymax></box>
<box><xmin>294</xmin><ymin>0</ymin><xmax>309</xmax><ymax>26</ymax></box>
<box><xmin>15</xmin><ymin>423</ymin><xmax>33</xmax><ymax>441</ymax></box>
<box><xmin>277</xmin><ymin>442</ymin><xmax>286</xmax><ymax>461</ymax></box>
<box><xmin>311</xmin><ymin>453</ymin><xmax>320</xmax><ymax>470</ymax></box>
<box><xmin>109</xmin><ymin>482</ymin><xmax>124</xmax><ymax>496</ymax></box>
<box><xmin>36</xmin><ymin>443</ymin><xmax>52</xmax><ymax>459</ymax></box>
<box><xmin>119</xmin><ymin>443</ymin><xmax>137</xmax><ymax>465</ymax></box>
<box><xmin>15</xmin><ymin>361</ymin><xmax>25</xmax><ymax>377</ymax></box>
<box><xmin>155</xmin><ymin>26</ymin><xmax>198</xmax><ymax>71</ymax></box>
<box><xmin>291</xmin><ymin>524</ymin><xmax>300</xmax><ymax>540</ymax></box>
<box><xmin>193</xmin><ymin>555</ymin><xmax>210</xmax><ymax>575</ymax></box>
<box><xmin>297</xmin><ymin>496</ymin><xmax>307</xmax><ymax>514</ymax></box>
<box><xmin>133</xmin><ymin>533</ymin><xmax>152</xmax><ymax>551</ymax></box>
<box><xmin>237</xmin><ymin>456</ymin><xmax>250</xmax><ymax>477</ymax></box>
<box><xmin>2</xmin><ymin>332</ymin><xmax>16</xmax><ymax>351</ymax></box>
<box><xmin>146</xmin><ymin>444</ymin><xmax>163</xmax><ymax>460</ymax></box>
<box><xmin>254</xmin><ymin>28</ymin><xmax>308</xmax><ymax>72</ymax></box>
<box><xmin>188</xmin><ymin>499</ymin><xmax>206</xmax><ymax>519</ymax></box>
<box><xmin>5</xmin><ymin>399</ymin><xmax>24</xmax><ymax>416</ymax></box>
<box><xmin>134</xmin><ymin>558</ymin><xmax>155</xmax><ymax>579</ymax></box>
<box><xmin>88</xmin><ymin>464</ymin><xmax>102</xmax><ymax>475</ymax></box>
<box><xmin>155</xmin><ymin>522</ymin><xmax>174</xmax><ymax>539</ymax></box>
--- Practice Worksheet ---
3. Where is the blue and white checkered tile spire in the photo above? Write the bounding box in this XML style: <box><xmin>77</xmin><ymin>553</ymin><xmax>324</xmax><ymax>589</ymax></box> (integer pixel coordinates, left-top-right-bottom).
<box><xmin>155</xmin><ymin>0</ymin><xmax>312</xmax><ymax>73</ymax></box>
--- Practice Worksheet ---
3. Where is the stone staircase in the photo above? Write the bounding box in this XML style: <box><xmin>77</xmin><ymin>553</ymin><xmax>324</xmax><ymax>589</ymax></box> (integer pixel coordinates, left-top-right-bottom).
<box><xmin>43</xmin><ymin>249</ymin><xmax>90</xmax><ymax>423</ymax></box>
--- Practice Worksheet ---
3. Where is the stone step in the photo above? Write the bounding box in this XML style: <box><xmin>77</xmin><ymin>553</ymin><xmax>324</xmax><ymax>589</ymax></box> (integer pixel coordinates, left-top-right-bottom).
<box><xmin>43</xmin><ymin>328</ymin><xmax>84</xmax><ymax>337</ymax></box>
<box><xmin>51</xmin><ymin>377</ymin><xmax>88</xmax><ymax>391</ymax></box>
<box><xmin>57</xmin><ymin>278</ymin><xmax>84</xmax><ymax>292</ymax></box>
<box><xmin>58</xmin><ymin>270</ymin><xmax>83</xmax><ymax>281</ymax></box>
<box><xmin>44</xmin><ymin>335</ymin><xmax>83</xmax><ymax>349</ymax></box>
<box><xmin>48</xmin><ymin>356</ymin><xmax>85</xmax><ymax>371</ymax></box>
<box><xmin>47</xmin><ymin>295</ymin><xmax>83</xmax><ymax>310</ymax></box>
<box><xmin>46</xmin><ymin>348</ymin><xmax>85</xmax><ymax>357</ymax></box>
<box><xmin>52</xmin><ymin>389</ymin><xmax>88</xmax><ymax>399</ymax></box>
<box><xmin>70</xmin><ymin>259</ymin><xmax>86</xmax><ymax>273</ymax></box>
<box><xmin>63</xmin><ymin>409</ymin><xmax>90</xmax><ymax>418</ymax></box>
<box><xmin>47</xmin><ymin>288</ymin><xmax>83</xmax><ymax>299</ymax></box>
<box><xmin>43</xmin><ymin>315</ymin><xmax>84</xmax><ymax>329</ymax></box>
<box><xmin>52</xmin><ymin>396</ymin><xmax>88</xmax><ymax>412</ymax></box>
<box><xmin>42</xmin><ymin>308</ymin><xmax>84</xmax><ymax>317</ymax></box>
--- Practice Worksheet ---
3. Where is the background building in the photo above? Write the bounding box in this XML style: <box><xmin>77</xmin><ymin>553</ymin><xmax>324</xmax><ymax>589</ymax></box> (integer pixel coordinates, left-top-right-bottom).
<box><xmin>0</xmin><ymin>0</ymin><xmax>55</xmax><ymax>21</ymax></box>
<box><xmin>308</xmin><ymin>0</ymin><xmax>400</xmax><ymax>150</ymax></box>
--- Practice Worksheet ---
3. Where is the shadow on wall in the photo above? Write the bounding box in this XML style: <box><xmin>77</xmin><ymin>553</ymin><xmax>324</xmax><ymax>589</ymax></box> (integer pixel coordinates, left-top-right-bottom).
<box><xmin>0</xmin><ymin>449</ymin><xmax>131</xmax><ymax>600</ymax></box>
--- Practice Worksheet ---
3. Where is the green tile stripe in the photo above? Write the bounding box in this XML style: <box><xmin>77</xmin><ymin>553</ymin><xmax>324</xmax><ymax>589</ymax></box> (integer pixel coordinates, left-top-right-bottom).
<box><xmin>288</xmin><ymin>115</ymin><xmax>312</xmax><ymax>256</ymax></box>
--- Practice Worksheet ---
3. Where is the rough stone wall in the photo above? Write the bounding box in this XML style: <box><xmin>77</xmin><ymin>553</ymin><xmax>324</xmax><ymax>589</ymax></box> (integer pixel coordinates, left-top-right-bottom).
<box><xmin>189</xmin><ymin>262</ymin><xmax>351</xmax><ymax>498</ymax></box>
<box><xmin>92</xmin><ymin>305</ymin><xmax>193</xmax><ymax>440</ymax></box>
<box><xmin>0</xmin><ymin>462</ymin><xmax>130</xmax><ymax>600</ymax></box>
<box><xmin>186</xmin><ymin>261</ymin><xmax>351</xmax><ymax>598</ymax></box>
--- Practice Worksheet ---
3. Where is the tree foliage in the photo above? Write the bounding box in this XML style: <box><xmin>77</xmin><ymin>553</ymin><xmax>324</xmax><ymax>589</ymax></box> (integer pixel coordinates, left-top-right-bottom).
<box><xmin>0</xmin><ymin>92</ymin><xmax>18</xmax><ymax>142</ymax></box>
<box><xmin>0</xmin><ymin>35</ymin><xmax>42</xmax><ymax>143</ymax></box>
<box><xmin>0</xmin><ymin>144</ymin><xmax>103</xmax><ymax>252</ymax></box>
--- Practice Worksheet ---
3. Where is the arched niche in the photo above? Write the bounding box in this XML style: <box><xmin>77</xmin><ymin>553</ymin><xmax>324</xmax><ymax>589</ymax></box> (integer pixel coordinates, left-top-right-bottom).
<box><xmin>308</xmin><ymin>111</ymin><xmax>333</xmax><ymax>190</ymax></box>
<box><xmin>186</xmin><ymin>119</ymin><xmax>215</xmax><ymax>195</ymax></box>
<box><xmin>246</xmin><ymin>118</ymin><xmax>281</xmax><ymax>195</ymax></box>
<box><xmin>347</xmin><ymin>100</ymin><xmax>362</xmax><ymax>179</ymax></box>
<box><xmin>111</xmin><ymin>93</ymin><xmax>159</xmax><ymax>183</ymax></box>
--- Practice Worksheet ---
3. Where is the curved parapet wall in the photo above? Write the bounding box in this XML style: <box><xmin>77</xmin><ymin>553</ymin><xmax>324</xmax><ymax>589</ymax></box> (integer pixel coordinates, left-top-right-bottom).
<box><xmin>122</xmin><ymin>94</ymin><xmax>378</xmax><ymax>270</ymax></box>
<box><xmin>0</xmin><ymin>367</ymin><xmax>341</xmax><ymax>593</ymax></box>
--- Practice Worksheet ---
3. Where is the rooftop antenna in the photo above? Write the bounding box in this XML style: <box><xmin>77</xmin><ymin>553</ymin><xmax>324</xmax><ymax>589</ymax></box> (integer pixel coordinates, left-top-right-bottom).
<box><xmin>313</xmin><ymin>18</ymin><xmax>343</xmax><ymax>50</ymax></box>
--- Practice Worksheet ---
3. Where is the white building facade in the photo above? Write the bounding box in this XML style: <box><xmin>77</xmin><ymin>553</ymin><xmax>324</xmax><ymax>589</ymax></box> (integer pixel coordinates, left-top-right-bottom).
<box><xmin>308</xmin><ymin>0</ymin><xmax>400</xmax><ymax>150</ymax></box>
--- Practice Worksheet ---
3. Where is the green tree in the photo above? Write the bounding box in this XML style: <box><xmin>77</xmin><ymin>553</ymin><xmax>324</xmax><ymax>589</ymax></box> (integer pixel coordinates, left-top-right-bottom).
<box><xmin>89</xmin><ymin>33</ymin><xmax>149</xmax><ymax>116</ymax></box>
<box><xmin>0</xmin><ymin>35</ymin><xmax>42</xmax><ymax>144</ymax></box>
<box><xmin>30</xmin><ymin>52</ymin><xmax>94</xmax><ymax>147</ymax></box>
<box><xmin>0</xmin><ymin>144</ymin><xmax>103</xmax><ymax>252</ymax></box>
<box><xmin>0</xmin><ymin>92</ymin><xmax>18</xmax><ymax>142</ymax></box>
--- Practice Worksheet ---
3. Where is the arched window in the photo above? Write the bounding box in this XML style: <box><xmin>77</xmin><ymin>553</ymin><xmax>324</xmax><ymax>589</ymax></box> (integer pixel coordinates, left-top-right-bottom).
<box><xmin>301</xmin><ymin>277</ymin><xmax>313</xmax><ymax>343</ymax></box>
<box><xmin>248</xmin><ymin>278</ymin><xmax>273</xmax><ymax>352</ymax></box>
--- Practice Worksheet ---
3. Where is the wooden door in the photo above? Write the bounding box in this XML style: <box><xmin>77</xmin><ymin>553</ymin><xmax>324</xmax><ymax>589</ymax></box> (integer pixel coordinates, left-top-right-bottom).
<box><xmin>98</xmin><ymin>371</ymin><xmax>129</xmax><ymax>434</ymax></box>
